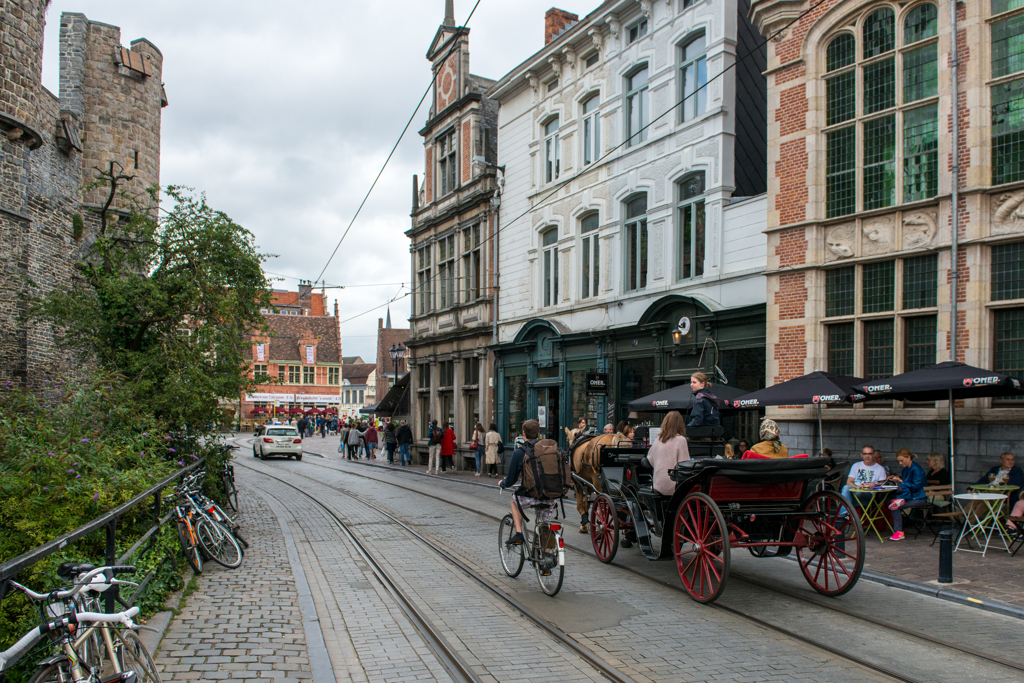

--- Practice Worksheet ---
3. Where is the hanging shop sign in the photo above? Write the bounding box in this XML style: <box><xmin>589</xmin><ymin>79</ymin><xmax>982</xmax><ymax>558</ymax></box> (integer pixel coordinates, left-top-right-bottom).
<box><xmin>586</xmin><ymin>372</ymin><xmax>609</xmax><ymax>395</ymax></box>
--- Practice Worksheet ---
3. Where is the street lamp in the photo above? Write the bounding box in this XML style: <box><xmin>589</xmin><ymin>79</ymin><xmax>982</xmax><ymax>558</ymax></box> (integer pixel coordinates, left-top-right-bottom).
<box><xmin>388</xmin><ymin>343</ymin><xmax>406</xmax><ymax>391</ymax></box>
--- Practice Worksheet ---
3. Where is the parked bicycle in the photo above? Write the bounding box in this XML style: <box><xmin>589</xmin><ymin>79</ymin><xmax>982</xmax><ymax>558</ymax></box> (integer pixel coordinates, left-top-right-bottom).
<box><xmin>1</xmin><ymin>564</ymin><xmax>161</xmax><ymax>683</ymax></box>
<box><xmin>169</xmin><ymin>471</ymin><xmax>244</xmax><ymax>572</ymax></box>
<box><xmin>497</xmin><ymin>488</ymin><xmax>566</xmax><ymax>596</ymax></box>
<box><xmin>218</xmin><ymin>443</ymin><xmax>239</xmax><ymax>512</ymax></box>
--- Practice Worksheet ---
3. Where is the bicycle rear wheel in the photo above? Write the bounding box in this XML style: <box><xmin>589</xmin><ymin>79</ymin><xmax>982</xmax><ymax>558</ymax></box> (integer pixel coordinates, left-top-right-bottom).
<box><xmin>27</xmin><ymin>663</ymin><xmax>64</xmax><ymax>683</ymax></box>
<box><xmin>223</xmin><ymin>474</ymin><xmax>238</xmax><ymax>512</ymax></box>
<box><xmin>115</xmin><ymin>629</ymin><xmax>162</xmax><ymax>683</ymax></box>
<box><xmin>196</xmin><ymin>519</ymin><xmax>243</xmax><ymax>568</ymax></box>
<box><xmin>498</xmin><ymin>514</ymin><xmax>524</xmax><ymax>577</ymax></box>
<box><xmin>535</xmin><ymin>525</ymin><xmax>564</xmax><ymax>597</ymax></box>
<box><xmin>177</xmin><ymin>520</ymin><xmax>203</xmax><ymax>574</ymax></box>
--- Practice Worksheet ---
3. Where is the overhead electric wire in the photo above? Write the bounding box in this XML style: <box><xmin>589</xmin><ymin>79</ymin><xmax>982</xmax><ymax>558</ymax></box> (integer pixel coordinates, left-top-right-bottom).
<box><xmin>313</xmin><ymin>0</ymin><xmax>484</xmax><ymax>287</ymax></box>
<box><xmin>335</xmin><ymin>0</ymin><xmax>828</xmax><ymax>328</ymax></box>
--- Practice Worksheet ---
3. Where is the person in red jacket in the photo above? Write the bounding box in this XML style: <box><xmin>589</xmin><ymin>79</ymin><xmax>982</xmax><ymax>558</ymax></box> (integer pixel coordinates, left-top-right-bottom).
<box><xmin>440</xmin><ymin>421</ymin><xmax>457</xmax><ymax>474</ymax></box>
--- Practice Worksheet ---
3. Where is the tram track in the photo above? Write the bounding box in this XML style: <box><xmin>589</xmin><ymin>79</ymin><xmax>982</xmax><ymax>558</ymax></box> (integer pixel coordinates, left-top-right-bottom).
<box><xmin>236</xmin><ymin>449</ymin><xmax>1024</xmax><ymax>682</ymax></box>
<box><xmin>237</xmin><ymin>459</ymin><xmax>639</xmax><ymax>683</ymax></box>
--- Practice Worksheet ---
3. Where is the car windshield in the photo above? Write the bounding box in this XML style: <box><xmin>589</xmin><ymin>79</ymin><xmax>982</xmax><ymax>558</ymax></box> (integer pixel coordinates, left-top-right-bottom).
<box><xmin>267</xmin><ymin>428</ymin><xmax>298</xmax><ymax>436</ymax></box>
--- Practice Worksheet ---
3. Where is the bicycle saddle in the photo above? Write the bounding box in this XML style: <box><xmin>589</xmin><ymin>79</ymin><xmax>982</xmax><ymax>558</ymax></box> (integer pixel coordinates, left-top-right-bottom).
<box><xmin>56</xmin><ymin>562</ymin><xmax>95</xmax><ymax>578</ymax></box>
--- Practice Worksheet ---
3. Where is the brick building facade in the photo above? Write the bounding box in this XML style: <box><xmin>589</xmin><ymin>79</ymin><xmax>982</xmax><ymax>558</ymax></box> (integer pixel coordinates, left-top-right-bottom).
<box><xmin>407</xmin><ymin>1</ymin><xmax>499</xmax><ymax>466</ymax></box>
<box><xmin>0</xmin><ymin>4</ymin><xmax>166</xmax><ymax>387</ymax></box>
<box><xmin>750</xmin><ymin>0</ymin><xmax>1024</xmax><ymax>483</ymax></box>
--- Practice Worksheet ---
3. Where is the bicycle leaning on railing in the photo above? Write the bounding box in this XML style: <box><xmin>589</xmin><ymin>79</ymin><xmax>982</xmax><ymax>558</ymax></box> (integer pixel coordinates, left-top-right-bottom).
<box><xmin>217</xmin><ymin>444</ymin><xmax>239</xmax><ymax>513</ymax></box>
<box><xmin>1</xmin><ymin>564</ymin><xmax>161</xmax><ymax>683</ymax></box>
<box><xmin>168</xmin><ymin>471</ymin><xmax>245</xmax><ymax>574</ymax></box>
<box><xmin>497</xmin><ymin>487</ymin><xmax>566</xmax><ymax>597</ymax></box>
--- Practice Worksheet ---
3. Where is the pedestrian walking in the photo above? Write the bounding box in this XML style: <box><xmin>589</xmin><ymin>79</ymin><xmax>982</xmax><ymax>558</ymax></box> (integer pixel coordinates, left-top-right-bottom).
<box><xmin>484</xmin><ymin>423</ymin><xmax>502</xmax><ymax>477</ymax></box>
<box><xmin>346</xmin><ymin>422</ymin><xmax>363</xmax><ymax>459</ymax></box>
<box><xmin>397</xmin><ymin>420</ymin><xmax>414</xmax><ymax>466</ymax></box>
<box><xmin>427</xmin><ymin>419</ymin><xmax>442</xmax><ymax>474</ymax></box>
<box><xmin>384</xmin><ymin>422</ymin><xmax>398</xmax><ymax>464</ymax></box>
<box><xmin>440</xmin><ymin>421</ymin><xmax>457</xmax><ymax>473</ymax></box>
<box><xmin>320</xmin><ymin>417</ymin><xmax>327</xmax><ymax>438</ymax></box>
<box><xmin>471</xmin><ymin>422</ymin><xmax>486</xmax><ymax>476</ymax></box>
<box><xmin>365</xmin><ymin>423</ymin><xmax>379</xmax><ymax>459</ymax></box>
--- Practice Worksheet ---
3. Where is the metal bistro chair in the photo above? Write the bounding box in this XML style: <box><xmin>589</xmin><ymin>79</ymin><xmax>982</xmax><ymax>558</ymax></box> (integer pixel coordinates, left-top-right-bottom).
<box><xmin>918</xmin><ymin>486</ymin><xmax>966</xmax><ymax>544</ymax></box>
<box><xmin>1009</xmin><ymin>516</ymin><xmax>1024</xmax><ymax>557</ymax></box>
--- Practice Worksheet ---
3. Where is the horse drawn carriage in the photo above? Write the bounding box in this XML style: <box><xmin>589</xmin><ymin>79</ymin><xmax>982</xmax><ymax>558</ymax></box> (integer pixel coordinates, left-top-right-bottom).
<box><xmin>571</xmin><ymin>427</ymin><xmax>865</xmax><ymax>603</ymax></box>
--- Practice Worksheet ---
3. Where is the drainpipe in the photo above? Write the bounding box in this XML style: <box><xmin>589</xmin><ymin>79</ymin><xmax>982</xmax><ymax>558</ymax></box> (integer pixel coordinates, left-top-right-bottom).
<box><xmin>949</xmin><ymin>0</ymin><xmax>960</xmax><ymax>487</ymax></box>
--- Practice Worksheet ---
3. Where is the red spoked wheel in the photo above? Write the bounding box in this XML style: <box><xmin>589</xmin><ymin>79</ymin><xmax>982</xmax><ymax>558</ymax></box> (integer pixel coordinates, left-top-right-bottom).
<box><xmin>796</xmin><ymin>490</ymin><xmax>865</xmax><ymax>597</ymax></box>
<box><xmin>673</xmin><ymin>492</ymin><xmax>730</xmax><ymax>603</ymax></box>
<box><xmin>590</xmin><ymin>493</ymin><xmax>619</xmax><ymax>563</ymax></box>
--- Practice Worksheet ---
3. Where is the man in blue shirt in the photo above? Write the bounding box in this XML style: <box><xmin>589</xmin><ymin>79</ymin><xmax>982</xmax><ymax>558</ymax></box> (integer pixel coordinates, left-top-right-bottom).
<box><xmin>500</xmin><ymin>419</ymin><xmax>551</xmax><ymax>545</ymax></box>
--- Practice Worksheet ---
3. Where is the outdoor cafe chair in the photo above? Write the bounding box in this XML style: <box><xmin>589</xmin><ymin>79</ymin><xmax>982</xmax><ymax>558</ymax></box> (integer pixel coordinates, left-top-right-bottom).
<box><xmin>1009</xmin><ymin>516</ymin><xmax>1024</xmax><ymax>557</ymax></box>
<box><xmin>919</xmin><ymin>486</ymin><xmax>965</xmax><ymax>543</ymax></box>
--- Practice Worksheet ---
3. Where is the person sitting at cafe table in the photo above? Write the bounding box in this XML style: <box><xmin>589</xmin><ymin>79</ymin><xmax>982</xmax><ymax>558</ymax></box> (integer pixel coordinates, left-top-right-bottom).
<box><xmin>970</xmin><ymin>452</ymin><xmax>1023</xmax><ymax>505</ymax></box>
<box><xmin>926</xmin><ymin>452</ymin><xmax>951</xmax><ymax>486</ymax></box>
<box><xmin>886</xmin><ymin>449</ymin><xmax>928</xmax><ymax>541</ymax></box>
<box><xmin>749</xmin><ymin>419</ymin><xmax>788</xmax><ymax>459</ymax></box>
<box><xmin>840</xmin><ymin>447</ymin><xmax>886</xmax><ymax>513</ymax></box>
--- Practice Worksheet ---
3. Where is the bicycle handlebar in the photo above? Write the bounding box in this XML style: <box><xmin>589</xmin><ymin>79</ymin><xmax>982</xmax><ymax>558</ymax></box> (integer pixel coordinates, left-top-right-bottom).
<box><xmin>0</xmin><ymin>607</ymin><xmax>140</xmax><ymax>672</ymax></box>
<box><xmin>8</xmin><ymin>565</ymin><xmax>136</xmax><ymax>601</ymax></box>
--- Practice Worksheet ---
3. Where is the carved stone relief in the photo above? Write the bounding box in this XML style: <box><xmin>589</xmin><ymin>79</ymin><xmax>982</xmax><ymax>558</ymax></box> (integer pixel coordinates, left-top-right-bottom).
<box><xmin>862</xmin><ymin>215</ymin><xmax>895</xmax><ymax>256</ymax></box>
<box><xmin>902</xmin><ymin>208</ymin><xmax>938</xmax><ymax>250</ymax></box>
<box><xmin>993</xmin><ymin>190</ymin><xmax>1024</xmax><ymax>235</ymax></box>
<box><xmin>824</xmin><ymin>223</ymin><xmax>856</xmax><ymax>262</ymax></box>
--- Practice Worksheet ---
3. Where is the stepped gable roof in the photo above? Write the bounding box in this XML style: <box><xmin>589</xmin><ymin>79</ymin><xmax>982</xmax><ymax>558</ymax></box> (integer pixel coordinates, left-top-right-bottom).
<box><xmin>342</xmin><ymin>363</ymin><xmax>374</xmax><ymax>385</ymax></box>
<box><xmin>249</xmin><ymin>314</ymin><xmax>340</xmax><ymax>363</ymax></box>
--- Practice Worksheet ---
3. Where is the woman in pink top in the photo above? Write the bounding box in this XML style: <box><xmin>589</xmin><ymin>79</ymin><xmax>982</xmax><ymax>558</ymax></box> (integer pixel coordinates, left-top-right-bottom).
<box><xmin>647</xmin><ymin>411</ymin><xmax>690</xmax><ymax>496</ymax></box>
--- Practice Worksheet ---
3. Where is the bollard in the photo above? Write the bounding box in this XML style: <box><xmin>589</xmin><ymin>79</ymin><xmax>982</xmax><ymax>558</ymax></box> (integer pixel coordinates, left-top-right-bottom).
<box><xmin>938</xmin><ymin>528</ymin><xmax>953</xmax><ymax>584</ymax></box>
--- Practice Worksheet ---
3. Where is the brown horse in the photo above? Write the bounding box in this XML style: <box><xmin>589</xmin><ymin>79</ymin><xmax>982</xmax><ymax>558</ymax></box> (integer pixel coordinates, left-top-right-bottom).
<box><xmin>567</xmin><ymin>432</ymin><xmax>620</xmax><ymax>527</ymax></box>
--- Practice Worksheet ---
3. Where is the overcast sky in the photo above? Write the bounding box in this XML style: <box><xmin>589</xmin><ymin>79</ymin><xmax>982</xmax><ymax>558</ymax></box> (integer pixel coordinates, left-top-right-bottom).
<box><xmin>41</xmin><ymin>0</ymin><xmax>593</xmax><ymax>361</ymax></box>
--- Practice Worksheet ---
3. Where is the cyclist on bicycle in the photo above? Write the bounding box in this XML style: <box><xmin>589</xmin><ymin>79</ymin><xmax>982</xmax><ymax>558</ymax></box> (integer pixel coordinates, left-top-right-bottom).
<box><xmin>499</xmin><ymin>419</ymin><xmax>555</xmax><ymax>545</ymax></box>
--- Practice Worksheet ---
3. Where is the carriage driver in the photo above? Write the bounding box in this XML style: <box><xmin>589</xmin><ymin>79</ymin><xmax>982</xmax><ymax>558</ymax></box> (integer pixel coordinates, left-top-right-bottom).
<box><xmin>499</xmin><ymin>419</ymin><xmax>552</xmax><ymax>546</ymax></box>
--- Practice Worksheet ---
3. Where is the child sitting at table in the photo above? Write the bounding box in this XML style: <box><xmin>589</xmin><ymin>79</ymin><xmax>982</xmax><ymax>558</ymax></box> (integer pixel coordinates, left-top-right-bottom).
<box><xmin>887</xmin><ymin>449</ymin><xmax>928</xmax><ymax>541</ymax></box>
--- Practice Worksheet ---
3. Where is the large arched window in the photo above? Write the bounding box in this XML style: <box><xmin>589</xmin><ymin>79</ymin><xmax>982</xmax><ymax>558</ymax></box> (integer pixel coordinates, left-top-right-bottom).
<box><xmin>542</xmin><ymin>228</ymin><xmax>559</xmax><ymax>307</ymax></box>
<box><xmin>678</xmin><ymin>33</ymin><xmax>707</xmax><ymax>122</ymax></box>
<box><xmin>625</xmin><ymin>66</ymin><xmax>649</xmax><ymax>147</ymax></box>
<box><xmin>580</xmin><ymin>214</ymin><xmax>600</xmax><ymax>299</ymax></box>
<box><xmin>677</xmin><ymin>173</ymin><xmax>706</xmax><ymax>280</ymax></box>
<box><xmin>823</xmin><ymin>4</ymin><xmax>938</xmax><ymax>218</ymax></box>
<box><xmin>624</xmin><ymin>195</ymin><xmax>648</xmax><ymax>292</ymax></box>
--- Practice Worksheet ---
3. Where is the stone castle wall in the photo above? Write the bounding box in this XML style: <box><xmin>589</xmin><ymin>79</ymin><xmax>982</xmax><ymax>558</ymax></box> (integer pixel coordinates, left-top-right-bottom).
<box><xmin>0</xmin><ymin>4</ymin><xmax>165</xmax><ymax>386</ymax></box>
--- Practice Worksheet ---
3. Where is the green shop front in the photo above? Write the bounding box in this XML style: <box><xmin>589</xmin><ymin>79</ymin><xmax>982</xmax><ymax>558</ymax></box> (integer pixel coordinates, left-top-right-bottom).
<box><xmin>493</xmin><ymin>296</ymin><xmax>767</xmax><ymax>449</ymax></box>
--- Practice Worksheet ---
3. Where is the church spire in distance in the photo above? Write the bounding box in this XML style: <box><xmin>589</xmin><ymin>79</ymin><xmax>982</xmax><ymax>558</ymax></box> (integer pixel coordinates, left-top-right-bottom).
<box><xmin>444</xmin><ymin>0</ymin><xmax>455</xmax><ymax>27</ymax></box>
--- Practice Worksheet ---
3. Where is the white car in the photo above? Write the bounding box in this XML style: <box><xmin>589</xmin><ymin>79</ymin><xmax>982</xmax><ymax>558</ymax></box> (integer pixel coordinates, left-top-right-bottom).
<box><xmin>253</xmin><ymin>426</ymin><xmax>303</xmax><ymax>460</ymax></box>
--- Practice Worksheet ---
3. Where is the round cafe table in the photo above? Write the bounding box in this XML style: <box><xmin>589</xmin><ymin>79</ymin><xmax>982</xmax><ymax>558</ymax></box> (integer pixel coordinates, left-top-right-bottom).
<box><xmin>954</xmin><ymin>492</ymin><xmax>1011</xmax><ymax>556</ymax></box>
<box><xmin>849</xmin><ymin>486</ymin><xmax>898</xmax><ymax>542</ymax></box>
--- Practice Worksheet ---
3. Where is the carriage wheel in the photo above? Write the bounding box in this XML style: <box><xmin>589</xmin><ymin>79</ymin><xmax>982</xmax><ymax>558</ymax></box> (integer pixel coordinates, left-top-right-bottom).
<box><xmin>590</xmin><ymin>494</ymin><xmax>619</xmax><ymax>563</ymax></box>
<box><xmin>673</xmin><ymin>492</ymin><xmax>730</xmax><ymax>603</ymax></box>
<box><xmin>796</xmin><ymin>490</ymin><xmax>865</xmax><ymax>597</ymax></box>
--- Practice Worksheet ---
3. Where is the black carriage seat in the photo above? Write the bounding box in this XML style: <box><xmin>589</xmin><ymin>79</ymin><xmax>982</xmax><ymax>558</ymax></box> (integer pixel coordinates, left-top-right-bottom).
<box><xmin>56</xmin><ymin>562</ymin><xmax>95</xmax><ymax>578</ymax></box>
<box><xmin>685</xmin><ymin>425</ymin><xmax>725</xmax><ymax>439</ymax></box>
<box><xmin>669</xmin><ymin>457</ymin><xmax>832</xmax><ymax>485</ymax></box>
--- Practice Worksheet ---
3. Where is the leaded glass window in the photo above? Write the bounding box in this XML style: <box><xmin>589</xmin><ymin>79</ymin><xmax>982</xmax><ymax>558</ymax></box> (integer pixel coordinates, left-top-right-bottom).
<box><xmin>827</xmin><ymin>34</ymin><xmax>856</xmax><ymax>71</ymax></box>
<box><xmin>903</xmin><ymin>103</ymin><xmax>938</xmax><ymax>202</ymax></box>
<box><xmin>992</xmin><ymin>14</ymin><xmax>1024</xmax><ymax>79</ymax></box>
<box><xmin>903</xmin><ymin>43</ymin><xmax>937</xmax><ymax>103</ymax></box>
<box><xmin>864</xmin><ymin>58</ymin><xmax>895</xmax><ymax>114</ymax></box>
<box><xmin>864</xmin><ymin>116</ymin><xmax>896</xmax><ymax>210</ymax></box>
<box><xmin>993</xmin><ymin>79</ymin><xmax>1024</xmax><ymax>186</ymax></box>
<box><xmin>825</xmin><ymin>267</ymin><xmax>855</xmax><ymax>317</ymax></box>
<box><xmin>827</xmin><ymin>71</ymin><xmax>856</xmax><ymax>126</ymax></box>
<box><xmin>904</xmin><ymin>4</ymin><xmax>937</xmax><ymax>44</ymax></box>
<box><xmin>863</xmin><ymin>9</ymin><xmax>895</xmax><ymax>59</ymax></box>
<box><xmin>826</xmin><ymin>127</ymin><xmax>856</xmax><ymax>217</ymax></box>
<box><xmin>905</xmin><ymin>316</ymin><xmax>937</xmax><ymax>372</ymax></box>
<box><xmin>828</xmin><ymin>323</ymin><xmax>855</xmax><ymax>375</ymax></box>
<box><xmin>994</xmin><ymin>0</ymin><xmax>1024</xmax><ymax>13</ymax></box>
<box><xmin>865</xmin><ymin>319</ymin><xmax>895</xmax><ymax>379</ymax></box>
<box><xmin>993</xmin><ymin>242</ymin><xmax>1024</xmax><ymax>301</ymax></box>
<box><xmin>995</xmin><ymin>308</ymin><xmax>1024</xmax><ymax>399</ymax></box>
<box><xmin>903</xmin><ymin>254</ymin><xmax>938</xmax><ymax>309</ymax></box>
<box><xmin>862</xmin><ymin>261</ymin><xmax>895</xmax><ymax>313</ymax></box>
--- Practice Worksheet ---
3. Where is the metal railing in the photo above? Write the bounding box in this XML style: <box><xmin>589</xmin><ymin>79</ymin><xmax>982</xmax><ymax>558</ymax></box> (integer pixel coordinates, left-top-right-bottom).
<box><xmin>0</xmin><ymin>457</ymin><xmax>206</xmax><ymax>632</ymax></box>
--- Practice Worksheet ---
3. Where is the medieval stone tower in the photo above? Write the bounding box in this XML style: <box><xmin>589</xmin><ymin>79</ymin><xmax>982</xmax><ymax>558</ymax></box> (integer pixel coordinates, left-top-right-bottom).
<box><xmin>0</xmin><ymin>2</ymin><xmax>166</xmax><ymax>386</ymax></box>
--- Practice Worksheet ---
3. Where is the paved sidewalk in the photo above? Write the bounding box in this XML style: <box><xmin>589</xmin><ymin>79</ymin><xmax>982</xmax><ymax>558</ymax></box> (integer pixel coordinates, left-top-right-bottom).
<box><xmin>154</xmin><ymin>492</ymin><xmax>313</xmax><ymax>682</ymax></box>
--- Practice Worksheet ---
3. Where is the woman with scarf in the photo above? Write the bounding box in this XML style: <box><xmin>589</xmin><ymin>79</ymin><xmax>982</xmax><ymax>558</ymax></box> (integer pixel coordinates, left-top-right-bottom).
<box><xmin>687</xmin><ymin>372</ymin><xmax>721</xmax><ymax>428</ymax></box>
<box><xmin>750</xmin><ymin>419</ymin><xmax>788</xmax><ymax>459</ymax></box>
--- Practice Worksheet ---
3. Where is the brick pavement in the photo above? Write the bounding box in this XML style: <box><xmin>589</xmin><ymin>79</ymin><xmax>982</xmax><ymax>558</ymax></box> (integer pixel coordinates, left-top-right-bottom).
<box><xmin>154</xmin><ymin>491</ymin><xmax>313</xmax><ymax>682</ymax></box>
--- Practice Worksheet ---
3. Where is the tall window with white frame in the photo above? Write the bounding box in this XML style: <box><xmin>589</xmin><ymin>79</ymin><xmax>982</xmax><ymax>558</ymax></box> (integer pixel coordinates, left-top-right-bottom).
<box><xmin>437</xmin><ymin>130</ymin><xmax>457</xmax><ymax>197</ymax></box>
<box><xmin>416</xmin><ymin>243</ymin><xmax>432</xmax><ymax>315</ymax></box>
<box><xmin>624</xmin><ymin>195</ymin><xmax>648</xmax><ymax>292</ymax></box>
<box><xmin>462</xmin><ymin>224</ymin><xmax>481</xmax><ymax>303</ymax></box>
<box><xmin>626</xmin><ymin>67</ymin><xmax>649</xmax><ymax>147</ymax></box>
<box><xmin>677</xmin><ymin>173</ymin><xmax>706</xmax><ymax>280</ymax></box>
<box><xmin>823</xmin><ymin>4</ymin><xmax>939</xmax><ymax>218</ymax></box>
<box><xmin>679</xmin><ymin>34</ymin><xmax>707</xmax><ymax>122</ymax></box>
<box><xmin>992</xmin><ymin>0</ymin><xmax>1024</xmax><ymax>186</ymax></box>
<box><xmin>438</xmin><ymin>234</ymin><xmax>455</xmax><ymax>308</ymax></box>
<box><xmin>580</xmin><ymin>214</ymin><xmax>600</xmax><ymax>300</ymax></box>
<box><xmin>544</xmin><ymin>117</ymin><xmax>560</xmax><ymax>183</ymax></box>
<box><xmin>542</xmin><ymin>228</ymin><xmax>559</xmax><ymax>307</ymax></box>
<box><xmin>582</xmin><ymin>94</ymin><xmax>600</xmax><ymax>166</ymax></box>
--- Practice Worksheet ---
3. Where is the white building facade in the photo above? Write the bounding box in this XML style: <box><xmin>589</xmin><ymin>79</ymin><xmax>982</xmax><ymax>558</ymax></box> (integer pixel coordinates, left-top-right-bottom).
<box><xmin>489</xmin><ymin>0</ymin><xmax>770</xmax><ymax>446</ymax></box>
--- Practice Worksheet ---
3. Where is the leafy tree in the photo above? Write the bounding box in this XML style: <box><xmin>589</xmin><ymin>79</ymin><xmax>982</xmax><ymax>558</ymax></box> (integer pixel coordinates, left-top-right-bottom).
<box><xmin>32</xmin><ymin>164</ymin><xmax>273</xmax><ymax>431</ymax></box>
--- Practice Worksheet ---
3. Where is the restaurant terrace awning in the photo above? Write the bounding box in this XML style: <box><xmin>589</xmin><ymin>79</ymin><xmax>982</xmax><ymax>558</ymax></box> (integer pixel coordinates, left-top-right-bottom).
<box><xmin>363</xmin><ymin>374</ymin><xmax>409</xmax><ymax>416</ymax></box>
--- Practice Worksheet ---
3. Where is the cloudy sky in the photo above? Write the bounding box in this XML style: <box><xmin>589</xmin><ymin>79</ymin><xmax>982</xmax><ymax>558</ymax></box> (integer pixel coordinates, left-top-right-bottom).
<box><xmin>41</xmin><ymin>0</ymin><xmax>593</xmax><ymax>361</ymax></box>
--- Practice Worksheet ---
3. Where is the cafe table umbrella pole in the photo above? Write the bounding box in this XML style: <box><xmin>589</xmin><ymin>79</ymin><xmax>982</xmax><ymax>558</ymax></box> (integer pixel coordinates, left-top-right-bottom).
<box><xmin>949</xmin><ymin>388</ymin><xmax>956</xmax><ymax>492</ymax></box>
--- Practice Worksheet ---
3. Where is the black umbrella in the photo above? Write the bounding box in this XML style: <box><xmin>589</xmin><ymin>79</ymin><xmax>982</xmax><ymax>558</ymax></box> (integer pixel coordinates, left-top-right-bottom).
<box><xmin>626</xmin><ymin>383</ymin><xmax>749</xmax><ymax>413</ymax></box>
<box><xmin>852</xmin><ymin>361</ymin><xmax>1024</xmax><ymax>490</ymax></box>
<box><xmin>725</xmin><ymin>371</ymin><xmax>867</xmax><ymax>457</ymax></box>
